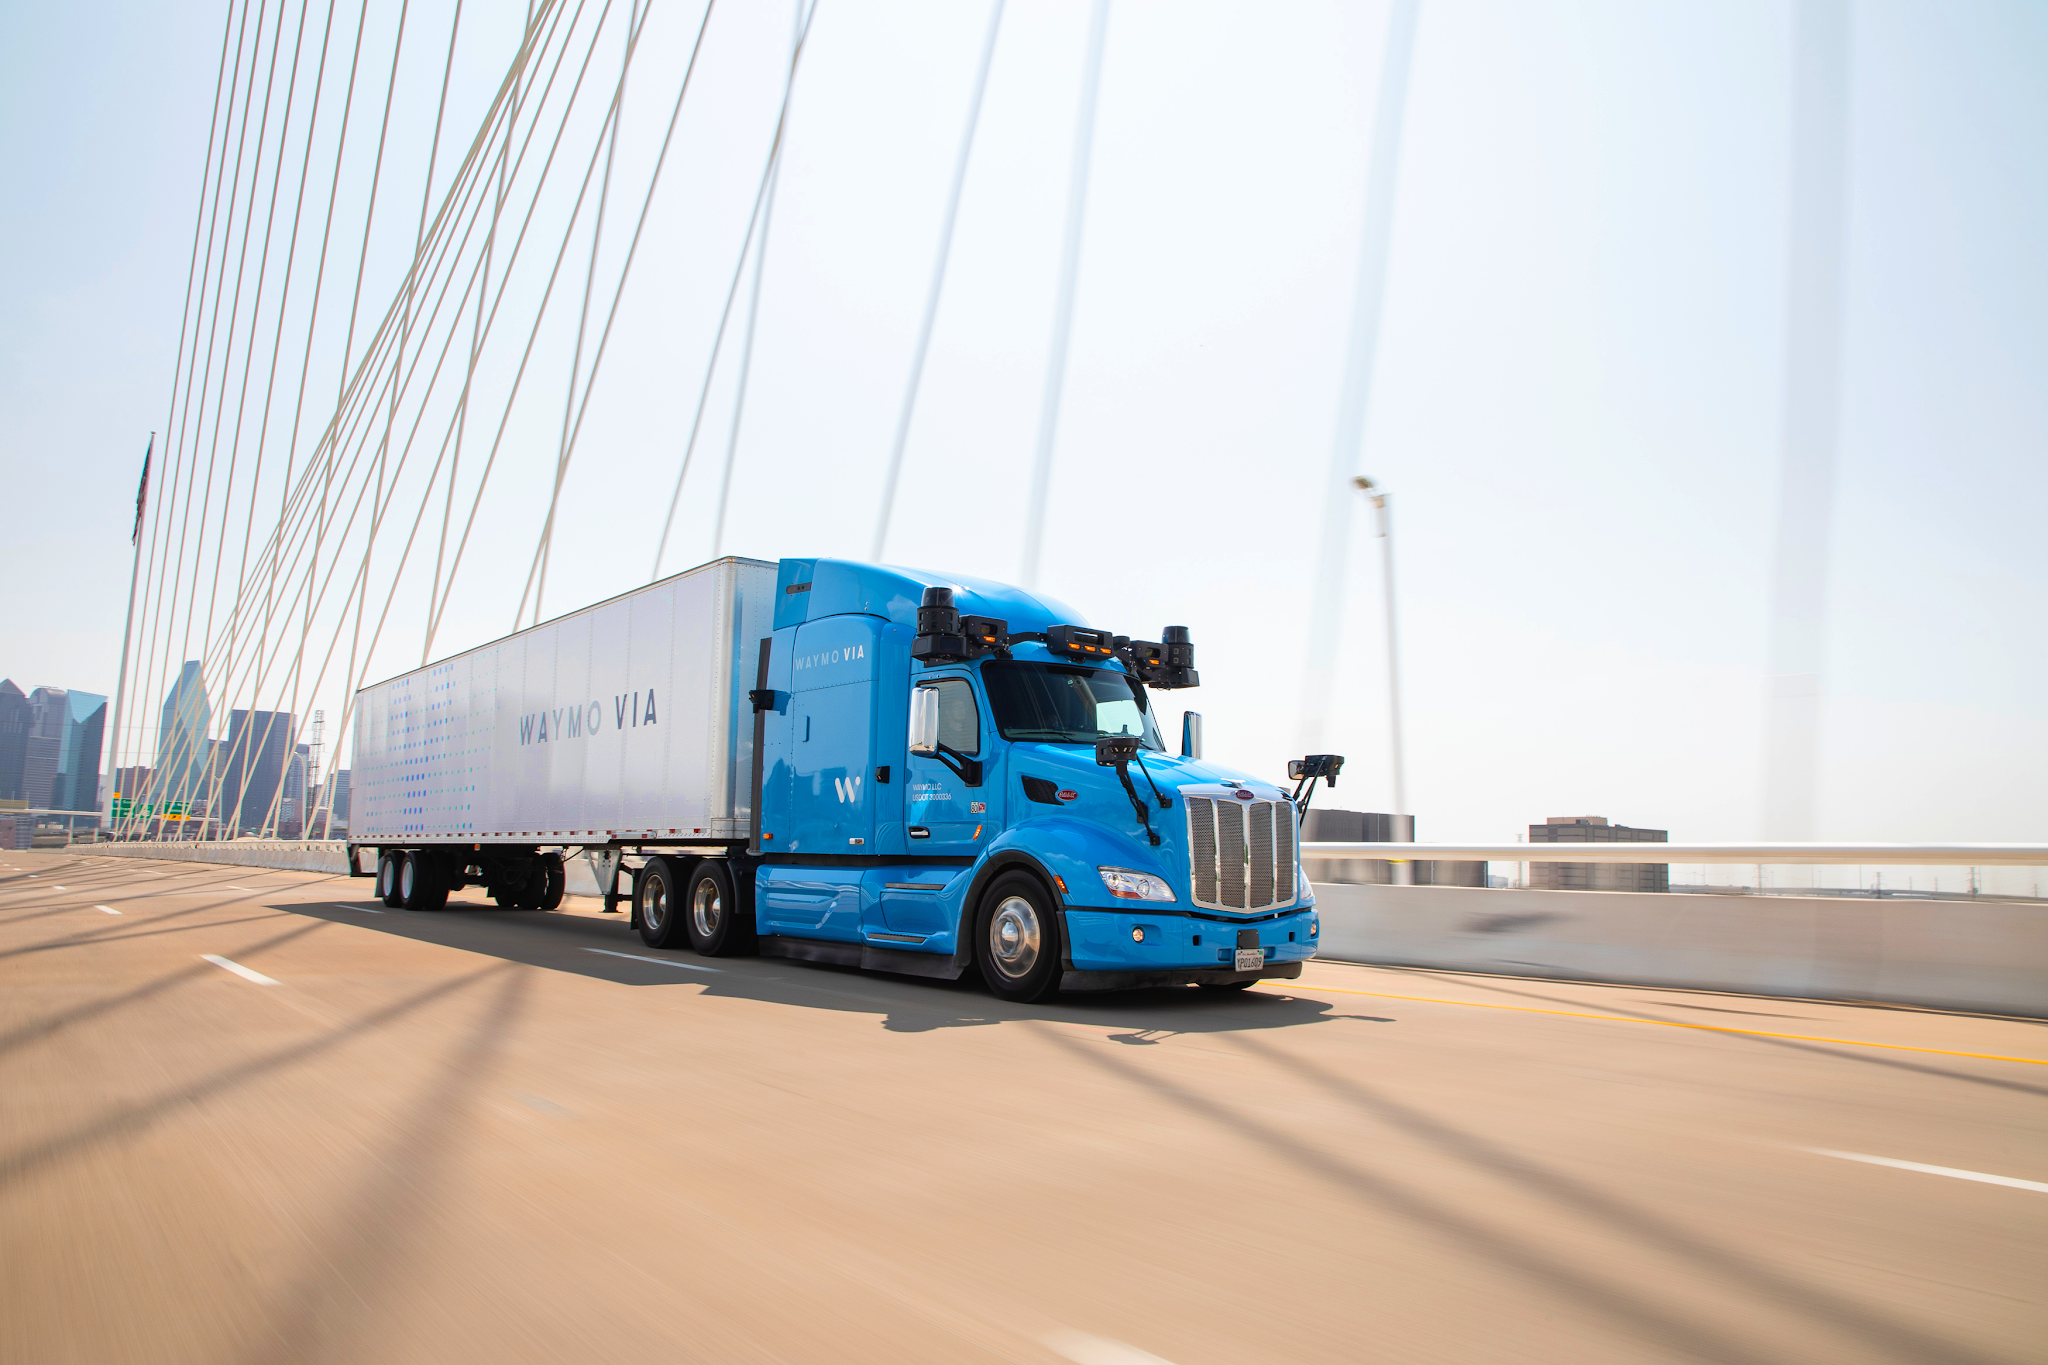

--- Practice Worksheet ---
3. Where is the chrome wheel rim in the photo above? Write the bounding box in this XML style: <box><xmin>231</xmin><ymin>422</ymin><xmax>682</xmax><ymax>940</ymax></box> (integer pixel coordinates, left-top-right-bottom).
<box><xmin>989</xmin><ymin>895</ymin><xmax>1041</xmax><ymax>979</ymax></box>
<box><xmin>399</xmin><ymin>859</ymin><xmax>415</xmax><ymax>901</ymax></box>
<box><xmin>644</xmin><ymin>875</ymin><xmax>668</xmax><ymax>932</ymax></box>
<box><xmin>692</xmin><ymin>879</ymin><xmax>722</xmax><ymax>937</ymax></box>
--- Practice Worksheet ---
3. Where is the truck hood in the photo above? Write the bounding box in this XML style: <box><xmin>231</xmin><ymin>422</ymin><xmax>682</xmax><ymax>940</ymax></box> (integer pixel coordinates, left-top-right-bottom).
<box><xmin>1005</xmin><ymin>743</ymin><xmax>1291</xmax><ymax>804</ymax></box>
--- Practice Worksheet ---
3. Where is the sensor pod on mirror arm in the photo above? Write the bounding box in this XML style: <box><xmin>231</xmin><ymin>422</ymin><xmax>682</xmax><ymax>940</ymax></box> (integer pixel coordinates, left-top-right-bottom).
<box><xmin>1288</xmin><ymin>753</ymin><xmax>1345</xmax><ymax>816</ymax></box>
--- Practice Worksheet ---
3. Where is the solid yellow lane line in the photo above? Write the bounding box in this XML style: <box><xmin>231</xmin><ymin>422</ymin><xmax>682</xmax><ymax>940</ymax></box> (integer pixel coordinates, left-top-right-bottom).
<box><xmin>1260</xmin><ymin>982</ymin><xmax>2048</xmax><ymax>1066</ymax></box>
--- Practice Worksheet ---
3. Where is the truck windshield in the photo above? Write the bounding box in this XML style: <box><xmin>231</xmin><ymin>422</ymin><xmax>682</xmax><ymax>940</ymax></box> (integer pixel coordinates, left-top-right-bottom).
<box><xmin>981</xmin><ymin>661</ymin><xmax>1165</xmax><ymax>751</ymax></box>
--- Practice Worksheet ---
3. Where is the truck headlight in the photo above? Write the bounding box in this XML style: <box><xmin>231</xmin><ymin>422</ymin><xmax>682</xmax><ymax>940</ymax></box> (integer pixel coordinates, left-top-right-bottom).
<box><xmin>1098</xmin><ymin>867</ymin><xmax>1176</xmax><ymax>902</ymax></box>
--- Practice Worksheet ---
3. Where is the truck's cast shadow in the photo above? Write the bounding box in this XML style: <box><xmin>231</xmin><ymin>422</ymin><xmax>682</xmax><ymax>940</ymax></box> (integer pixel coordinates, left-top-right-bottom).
<box><xmin>283</xmin><ymin>895</ymin><xmax>1343</xmax><ymax>1036</ymax></box>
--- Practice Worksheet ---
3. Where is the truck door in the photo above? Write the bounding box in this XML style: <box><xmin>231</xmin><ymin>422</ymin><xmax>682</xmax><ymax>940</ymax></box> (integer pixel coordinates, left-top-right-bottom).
<box><xmin>904</xmin><ymin>675</ymin><xmax>998</xmax><ymax>857</ymax></box>
<box><xmin>774</xmin><ymin>615</ymin><xmax>879</xmax><ymax>860</ymax></box>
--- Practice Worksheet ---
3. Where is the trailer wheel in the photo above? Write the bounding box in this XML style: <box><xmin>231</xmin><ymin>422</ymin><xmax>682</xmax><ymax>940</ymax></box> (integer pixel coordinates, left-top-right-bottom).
<box><xmin>636</xmin><ymin>857</ymin><xmax>688</xmax><ymax>948</ymax></box>
<box><xmin>539</xmin><ymin>853</ymin><xmax>566</xmax><ymax>910</ymax></box>
<box><xmin>400</xmin><ymin>852</ymin><xmax>447</xmax><ymax>912</ymax></box>
<box><xmin>683</xmin><ymin>859</ymin><xmax>753</xmax><ymax>956</ymax></box>
<box><xmin>974</xmin><ymin>871</ymin><xmax>1063</xmax><ymax>1003</ymax></box>
<box><xmin>378</xmin><ymin>852</ymin><xmax>404</xmax><ymax>908</ymax></box>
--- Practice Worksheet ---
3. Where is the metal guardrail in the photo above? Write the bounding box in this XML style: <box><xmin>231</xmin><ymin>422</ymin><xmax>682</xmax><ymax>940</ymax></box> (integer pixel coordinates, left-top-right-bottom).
<box><xmin>1302</xmin><ymin>842</ymin><xmax>2048</xmax><ymax>865</ymax></box>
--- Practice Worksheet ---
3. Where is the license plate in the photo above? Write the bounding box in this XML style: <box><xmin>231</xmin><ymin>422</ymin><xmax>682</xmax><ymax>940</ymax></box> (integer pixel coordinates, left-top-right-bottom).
<box><xmin>1233</xmin><ymin>948</ymin><xmax>1265</xmax><ymax>973</ymax></box>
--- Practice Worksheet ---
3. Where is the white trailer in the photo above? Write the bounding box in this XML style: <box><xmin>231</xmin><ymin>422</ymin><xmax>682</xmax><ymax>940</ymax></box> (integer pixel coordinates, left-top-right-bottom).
<box><xmin>350</xmin><ymin>556</ymin><xmax>776</xmax><ymax>908</ymax></box>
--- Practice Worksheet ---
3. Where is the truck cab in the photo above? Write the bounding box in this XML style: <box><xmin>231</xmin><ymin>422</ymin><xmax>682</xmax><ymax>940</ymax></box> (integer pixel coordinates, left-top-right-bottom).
<box><xmin>715</xmin><ymin>558</ymin><xmax>1319</xmax><ymax>1001</ymax></box>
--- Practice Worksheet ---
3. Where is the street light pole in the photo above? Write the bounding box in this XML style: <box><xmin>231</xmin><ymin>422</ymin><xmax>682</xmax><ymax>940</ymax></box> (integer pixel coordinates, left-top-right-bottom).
<box><xmin>1354</xmin><ymin>478</ymin><xmax>1408</xmax><ymax>876</ymax></box>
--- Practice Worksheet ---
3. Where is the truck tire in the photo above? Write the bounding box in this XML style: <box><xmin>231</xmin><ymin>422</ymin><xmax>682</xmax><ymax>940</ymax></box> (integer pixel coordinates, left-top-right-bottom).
<box><xmin>637</xmin><ymin>856</ymin><xmax>689</xmax><ymax>949</ymax></box>
<box><xmin>539</xmin><ymin>853</ymin><xmax>566</xmax><ymax>910</ymax></box>
<box><xmin>974</xmin><ymin>871</ymin><xmax>1063</xmax><ymax>1003</ymax></box>
<box><xmin>492</xmin><ymin>859</ymin><xmax>544</xmax><ymax>910</ymax></box>
<box><xmin>683</xmin><ymin>859</ymin><xmax>754</xmax><ymax>956</ymax></box>
<box><xmin>400</xmin><ymin>851</ymin><xmax>448</xmax><ymax>912</ymax></box>
<box><xmin>378</xmin><ymin>852</ymin><xmax>404</xmax><ymax>908</ymax></box>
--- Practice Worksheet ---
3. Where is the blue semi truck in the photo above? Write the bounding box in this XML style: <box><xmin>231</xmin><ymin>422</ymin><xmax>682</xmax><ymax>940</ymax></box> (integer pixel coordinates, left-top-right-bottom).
<box><xmin>351</xmin><ymin>556</ymin><xmax>1341</xmax><ymax>1002</ymax></box>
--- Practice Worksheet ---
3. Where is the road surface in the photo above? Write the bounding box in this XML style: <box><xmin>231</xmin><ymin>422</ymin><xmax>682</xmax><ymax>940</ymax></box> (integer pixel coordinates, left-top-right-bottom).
<box><xmin>2</xmin><ymin>849</ymin><xmax>2041</xmax><ymax>1363</ymax></box>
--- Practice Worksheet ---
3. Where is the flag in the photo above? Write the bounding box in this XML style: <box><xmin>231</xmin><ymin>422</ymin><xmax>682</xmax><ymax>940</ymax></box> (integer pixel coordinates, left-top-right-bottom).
<box><xmin>132</xmin><ymin>435</ymin><xmax>152</xmax><ymax>545</ymax></box>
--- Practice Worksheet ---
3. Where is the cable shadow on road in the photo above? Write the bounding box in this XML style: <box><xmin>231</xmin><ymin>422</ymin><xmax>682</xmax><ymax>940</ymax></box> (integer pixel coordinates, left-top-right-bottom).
<box><xmin>235</xmin><ymin>969</ymin><xmax>531</xmax><ymax>1365</ymax></box>
<box><xmin>0</xmin><ymin>874</ymin><xmax>283</xmax><ymax>928</ymax></box>
<box><xmin>0</xmin><ymin>909</ymin><xmax>302</xmax><ymax>963</ymax></box>
<box><xmin>1033</xmin><ymin>1024</ymin><xmax>1792</xmax><ymax>1365</ymax></box>
<box><xmin>0</xmin><ymin>963</ymin><xmax>511</xmax><ymax>1193</ymax></box>
<box><xmin>1228</xmin><ymin>1032</ymin><xmax>2003</xmax><ymax>1365</ymax></box>
<box><xmin>0</xmin><ymin>919</ymin><xmax>330</xmax><ymax>1061</ymax></box>
<box><xmin>1374</xmin><ymin>967</ymin><xmax>2048</xmax><ymax>1101</ymax></box>
<box><xmin>264</xmin><ymin>899</ymin><xmax>1345</xmax><ymax>1038</ymax></box>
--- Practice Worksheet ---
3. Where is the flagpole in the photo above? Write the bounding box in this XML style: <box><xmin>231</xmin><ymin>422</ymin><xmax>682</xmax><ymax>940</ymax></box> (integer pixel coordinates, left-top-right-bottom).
<box><xmin>102</xmin><ymin>435</ymin><xmax>153</xmax><ymax>839</ymax></box>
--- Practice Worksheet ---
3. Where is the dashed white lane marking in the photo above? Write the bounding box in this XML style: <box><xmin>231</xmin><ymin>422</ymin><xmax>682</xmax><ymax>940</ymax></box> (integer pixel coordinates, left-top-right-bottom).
<box><xmin>51</xmin><ymin>885</ymin><xmax>66</xmax><ymax>891</ymax></box>
<box><xmin>1047</xmin><ymin>1331</ymin><xmax>1179</xmax><ymax>1365</ymax></box>
<box><xmin>583</xmin><ymin>948</ymin><xmax>722</xmax><ymax>972</ymax></box>
<box><xmin>1805</xmin><ymin>1149</ymin><xmax>2048</xmax><ymax>1195</ymax></box>
<box><xmin>334</xmin><ymin>902</ymin><xmax>385</xmax><ymax>914</ymax></box>
<box><xmin>224</xmin><ymin>885</ymin><xmax>258</xmax><ymax>891</ymax></box>
<box><xmin>96</xmin><ymin>906</ymin><xmax>120</xmax><ymax>915</ymax></box>
<box><xmin>201</xmin><ymin>954</ymin><xmax>280</xmax><ymax>986</ymax></box>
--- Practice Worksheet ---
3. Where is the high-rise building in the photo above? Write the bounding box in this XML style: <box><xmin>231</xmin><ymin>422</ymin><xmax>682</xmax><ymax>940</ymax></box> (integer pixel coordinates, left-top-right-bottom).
<box><xmin>0</xmin><ymin>681</ymin><xmax>28</xmax><ymax>802</ymax></box>
<box><xmin>1528</xmin><ymin>815</ymin><xmax>1669</xmax><ymax>893</ymax></box>
<box><xmin>223</xmin><ymin>709</ymin><xmax>295</xmax><ymax>834</ymax></box>
<box><xmin>23</xmin><ymin>688</ymin><xmax>106</xmax><ymax>812</ymax></box>
<box><xmin>155</xmin><ymin>661</ymin><xmax>212</xmax><ymax>806</ymax></box>
<box><xmin>112</xmin><ymin>765</ymin><xmax>153</xmax><ymax>823</ymax></box>
<box><xmin>280</xmin><ymin>742</ymin><xmax>310</xmax><ymax>836</ymax></box>
<box><xmin>328</xmin><ymin>768</ymin><xmax>350</xmax><ymax>823</ymax></box>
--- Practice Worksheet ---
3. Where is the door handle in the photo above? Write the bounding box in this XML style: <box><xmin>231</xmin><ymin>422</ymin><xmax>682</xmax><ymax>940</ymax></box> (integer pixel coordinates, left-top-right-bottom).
<box><xmin>908</xmin><ymin>826</ymin><xmax>931</xmax><ymax>839</ymax></box>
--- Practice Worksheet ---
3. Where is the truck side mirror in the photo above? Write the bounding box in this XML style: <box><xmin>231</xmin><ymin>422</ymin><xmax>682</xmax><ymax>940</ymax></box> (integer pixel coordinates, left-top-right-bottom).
<box><xmin>1181</xmin><ymin>712</ymin><xmax>1203</xmax><ymax>759</ymax></box>
<box><xmin>908</xmin><ymin>686</ymin><xmax>939</xmax><ymax>755</ymax></box>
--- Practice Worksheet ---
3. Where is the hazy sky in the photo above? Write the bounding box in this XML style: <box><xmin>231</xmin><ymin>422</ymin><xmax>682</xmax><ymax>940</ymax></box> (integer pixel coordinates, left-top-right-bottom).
<box><xmin>2</xmin><ymin>0</ymin><xmax>2042</xmax><ymax>842</ymax></box>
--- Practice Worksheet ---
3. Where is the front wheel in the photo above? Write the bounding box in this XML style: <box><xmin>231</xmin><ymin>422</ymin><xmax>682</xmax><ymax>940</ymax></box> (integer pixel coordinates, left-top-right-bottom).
<box><xmin>636</xmin><ymin>857</ymin><xmax>688</xmax><ymax>948</ymax></box>
<box><xmin>975</xmin><ymin>871</ymin><xmax>1063</xmax><ymax>1003</ymax></box>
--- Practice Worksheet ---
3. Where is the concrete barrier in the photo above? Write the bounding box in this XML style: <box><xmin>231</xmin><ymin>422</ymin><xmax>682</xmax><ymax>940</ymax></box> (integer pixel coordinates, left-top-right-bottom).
<box><xmin>1312</xmin><ymin>881</ymin><xmax>2048</xmax><ymax>1017</ymax></box>
<box><xmin>94</xmin><ymin>840</ymin><xmax>354</xmax><ymax>876</ymax></box>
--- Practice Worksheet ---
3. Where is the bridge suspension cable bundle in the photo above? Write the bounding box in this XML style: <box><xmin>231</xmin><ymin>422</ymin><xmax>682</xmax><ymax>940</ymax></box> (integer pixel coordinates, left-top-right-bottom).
<box><xmin>107</xmin><ymin>0</ymin><xmax>786</xmax><ymax>841</ymax></box>
<box><xmin>104</xmin><ymin>0</ymin><xmax>1109</xmax><ymax>847</ymax></box>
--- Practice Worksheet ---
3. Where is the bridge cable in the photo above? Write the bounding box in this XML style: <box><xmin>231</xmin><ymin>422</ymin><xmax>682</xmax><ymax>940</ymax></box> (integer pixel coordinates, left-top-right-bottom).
<box><xmin>870</xmin><ymin>0</ymin><xmax>1004</xmax><ymax>562</ymax></box>
<box><xmin>107</xmin><ymin>0</ymin><xmax>240</xmax><ymax>831</ymax></box>
<box><xmin>1018</xmin><ymin>0</ymin><xmax>1111</xmax><ymax>590</ymax></box>
<box><xmin>527</xmin><ymin>0</ymin><xmax>726</xmax><ymax>623</ymax></box>
<box><xmin>710</xmin><ymin>0</ymin><xmax>816</xmax><ymax>559</ymax></box>
<box><xmin>521</xmin><ymin>0</ymin><xmax>650</xmax><ymax>632</ymax></box>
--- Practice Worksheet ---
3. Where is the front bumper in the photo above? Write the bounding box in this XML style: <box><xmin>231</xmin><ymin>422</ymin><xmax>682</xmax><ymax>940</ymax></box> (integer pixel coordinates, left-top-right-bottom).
<box><xmin>1059</xmin><ymin>905</ymin><xmax>1319</xmax><ymax>981</ymax></box>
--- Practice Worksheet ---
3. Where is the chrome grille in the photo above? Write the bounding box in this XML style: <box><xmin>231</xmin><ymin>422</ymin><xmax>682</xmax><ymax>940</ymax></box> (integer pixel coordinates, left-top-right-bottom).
<box><xmin>1183</xmin><ymin>790</ymin><xmax>1299</xmax><ymax>913</ymax></box>
<box><xmin>1277</xmin><ymin>805</ymin><xmax>1297</xmax><ymax>899</ymax></box>
<box><xmin>1187</xmin><ymin>797</ymin><xmax>1218</xmax><ymax>904</ymax></box>
<box><xmin>1217</xmin><ymin>801</ymin><xmax>1247</xmax><ymax>908</ymax></box>
<box><xmin>1249</xmin><ymin>803</ymin><xmax>1275</xmax><ymax>906</ymax></box>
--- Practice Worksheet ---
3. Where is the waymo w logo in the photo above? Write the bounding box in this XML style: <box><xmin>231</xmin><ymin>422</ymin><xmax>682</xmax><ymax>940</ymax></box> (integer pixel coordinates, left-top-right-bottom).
<box><xmin>834</xmin><ymin>775</ymin><xmax>863</xmax><ymax>804</ymax></box>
